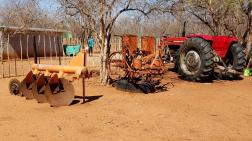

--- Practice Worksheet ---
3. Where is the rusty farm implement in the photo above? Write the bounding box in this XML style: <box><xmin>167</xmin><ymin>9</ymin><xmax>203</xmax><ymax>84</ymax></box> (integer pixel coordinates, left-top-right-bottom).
<box><xmin>8</xmin><ymin>50</ymin><xmax>89</xmax><ymax>107</ymax></box>
<box><xmin>107</xmin><ymin>35</ymin><xmax>168</xmax><ymax>94</ymax></box>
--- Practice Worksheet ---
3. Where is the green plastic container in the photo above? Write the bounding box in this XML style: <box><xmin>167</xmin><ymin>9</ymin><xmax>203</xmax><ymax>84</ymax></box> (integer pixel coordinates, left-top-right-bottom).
<box><xmin>243</xmin><ymin>68</ymin><xmax>251</xmax><ymax>77</ymax></box>
<box><xmin>63</xmin><ymin>45</ymin><xmax>81</xmax><ymax>56</ymax></box>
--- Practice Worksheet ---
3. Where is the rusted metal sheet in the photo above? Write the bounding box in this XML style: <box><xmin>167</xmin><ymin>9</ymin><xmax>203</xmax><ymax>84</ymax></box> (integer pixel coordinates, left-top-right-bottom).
<box><xmin>122</xmin><ymin>35</ymin><xmax>137</xmax><ymax>54</ymax></box>
<box><xmin>141</xmin><ymin>36</ymin><xmax>155</xmax><ymax>54</ymax></box>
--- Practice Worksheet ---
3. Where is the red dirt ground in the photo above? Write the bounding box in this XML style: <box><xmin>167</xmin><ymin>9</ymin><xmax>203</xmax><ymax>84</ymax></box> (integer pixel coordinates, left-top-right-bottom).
<box><xmin>0</xmin><ymin>71</ymin><xmax>252</xmax><ymax>141</ymax></box>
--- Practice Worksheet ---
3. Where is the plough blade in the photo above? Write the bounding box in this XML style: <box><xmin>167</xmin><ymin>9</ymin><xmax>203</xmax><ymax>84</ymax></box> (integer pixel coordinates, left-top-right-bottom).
<box><xmin>45</xmin><ymin>74</ymin><xmax>75</xmax><ymax>107</ymax></box>
<box><xmin>20</xmin><ymin>71</ymin><xmax>36</xmax><ymax>100</ymax></box>
<box><xmin>32</xmin><ymin>74</ymin><xmax>48</xmax><ymax>103</ymax></box>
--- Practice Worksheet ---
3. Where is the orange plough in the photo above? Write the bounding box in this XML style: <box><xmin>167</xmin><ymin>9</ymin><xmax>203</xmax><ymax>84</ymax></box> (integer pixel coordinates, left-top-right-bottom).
<box><xmin>9</xmin><ymin>50</ymin><xmax>90</xmax><ymax>107</ymax></box>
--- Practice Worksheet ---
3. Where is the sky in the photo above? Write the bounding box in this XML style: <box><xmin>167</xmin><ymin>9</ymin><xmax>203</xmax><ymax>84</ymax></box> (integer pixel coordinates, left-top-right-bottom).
<box><xmin>38</xmin><ymin>0</ymin><xmax>60</xmax><ymax>12</ymax></box>
<box><xmin>0</xmin><ymin>0</ymin><xmax>59</xmax><ymax>13</ymax></box>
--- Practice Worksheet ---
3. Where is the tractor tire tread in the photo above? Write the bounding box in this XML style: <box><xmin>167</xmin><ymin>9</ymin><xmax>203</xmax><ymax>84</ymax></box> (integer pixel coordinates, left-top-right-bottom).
<box><xmin>230</xmin><ymin>43</ymin><xmax>246</xmax><ymax>72</ymax></box>
<box><xmin>178</xmin><ymin>37</ymin><xmax>214</xmax><ymax>81</ymax></box>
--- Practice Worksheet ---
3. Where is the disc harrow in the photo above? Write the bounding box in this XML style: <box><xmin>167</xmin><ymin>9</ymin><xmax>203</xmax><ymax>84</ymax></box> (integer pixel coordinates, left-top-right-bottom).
<box><xmin>8</xmin><ymin>50</ymin><xmax>89</xmax><ymax>107</ymax></box>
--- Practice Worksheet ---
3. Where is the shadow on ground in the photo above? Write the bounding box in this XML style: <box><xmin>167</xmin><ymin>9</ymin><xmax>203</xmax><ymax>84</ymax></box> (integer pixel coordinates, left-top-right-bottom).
<box><xmin>70</xmin><ymin>95</ymin><xmax>103</xmax><ymax>105</ymax></box>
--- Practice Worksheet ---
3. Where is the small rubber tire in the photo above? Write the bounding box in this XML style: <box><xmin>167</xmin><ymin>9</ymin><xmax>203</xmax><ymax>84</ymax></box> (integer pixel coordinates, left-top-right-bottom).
<box><xmin>9</xmin><ymin>78</ymin><xmax>22</xmax><ymax>96</ymax></box>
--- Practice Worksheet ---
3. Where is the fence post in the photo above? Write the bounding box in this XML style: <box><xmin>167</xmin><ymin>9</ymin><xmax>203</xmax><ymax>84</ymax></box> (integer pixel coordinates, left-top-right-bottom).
<box><xmin>43</xmin><ymin>34</ymin><xmax>46</xmax><ymax>60</ymax></box>
<box><xmin>49</xmin><ymin>35</ymin><xmax>52</xmax><ymax>64</ymax></box>
<box><xmin>57</xmin><ymin>36</ymin><xmax>62</xmax><ymax>65</ymax></box>
<box><xmin>33</xmin><ymin>36</ymin><xmax>38</xmax><ymax>64</ymax></box>
<box><xmin>54</xmin><ymin>36</ymin><xmax>58</xmax><ymax>58</ymax></box>
<box><xmin>14</xmin><ymin>48</ymin><xmax>17</xmax><ymax>77</ymax></box>
<box><xmin>0</xmin><ymin>38</ymin><xmax>3</xmax><ymax>78</ymax></box>
<box><xmin>38</xmin><ymin>34</ymin><xmax>41</xmax><ymax>64</ymax></box>
<box><xmin>7</xmin><ymin>34</ymin><xmax>10</xmax><ymax>77</ymax></box>
<box><xmin>20</xmin><ymin>34</ymin><xmax>24</xmax><ymax>76</ymax></box>
<box><xmin>82</xmin><ymin>51</ymin><xmax>86</xmax><ymax>104</ymax></box>
<box><xmin>27</xmin><ymin>35</ymin><xmax>31</xmax><ymax>70</ymax></box>
<box><xmin>61</xmin><ymin>35</ymin><xmax>65</xmax><ymax>65</ymax></box>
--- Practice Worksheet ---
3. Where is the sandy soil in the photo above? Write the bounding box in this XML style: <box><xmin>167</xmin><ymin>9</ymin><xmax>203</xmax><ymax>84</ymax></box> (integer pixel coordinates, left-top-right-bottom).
<box><xmin>0</xmin><ymin>71</ymin><xmax>252</xmax><ymax>141</ymax></box>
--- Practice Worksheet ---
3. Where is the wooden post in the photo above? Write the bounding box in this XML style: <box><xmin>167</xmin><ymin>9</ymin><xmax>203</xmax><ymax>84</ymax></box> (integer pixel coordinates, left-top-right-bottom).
<box><xmin>57</xmin><ymin>36</ymin><xmax>62</xmax><ymax>65</ymax></box>
<box><xmin>49</xmin><ymin>35</ymin><xmax>52</xmax><ymax>64</ymax></box>
<box><xmin>82</xmin><ymin>75</ymin><xmax>86</xmax><ymax>104</ymax></box>
<box><xmin>33</xmin><ymin>36</ymin><xmax>38</xmax><ymax>64</ymax></box>
<box><xmin>73</xmin><ymin>34</ymin><xmax>75</xmax><ymax>57</ymax></box>
<box><xmin>20</xmin><ymin>34</ymin><xmax>24</xmax><ymax>76</ymax></box>
<box><xmin>82</xmin><ymin>51</ymin><xmax>86</xmax><ymax>104</ymax></box>
<box><xmin>27</xmin><ymin>35</ymin><xmax>31</xmax><ymax>70</ymax></box>
<box><xmin>7</xmin><ymin>34</ymin><xmax>10</xmax><ymax>77</ymax></box>
<box><xmin>61</xmin><ymin>35</ymin><xmax>65</xmax><ymax>65</ymax></box>
<box><xmin>54</xmin><ymin>36</ymin><xmax>58</xmax><ymax>58</ymax></box>
<box><xmin>1</xmin><ymin>39</ymin><xmax>4</xmax><ymax>78</ymax></box>
<box><xmin>43</xmin><ymin>35</ymin><xmax>46</xmax><ymax>60</ymax></box>
<box><xmin>14</xmin><ymin>50</ymin><xmax>17</xmax><ymax>77</ymax></box>
<box><xmin>38</xmin><ymin>34</ymin><xmax>41</xmax><ymax>64</ymax></box>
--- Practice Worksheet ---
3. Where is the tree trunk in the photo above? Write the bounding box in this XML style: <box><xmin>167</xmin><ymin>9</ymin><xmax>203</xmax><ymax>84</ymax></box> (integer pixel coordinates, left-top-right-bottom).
<box><xmin>245</xmin><ymin>16</ymin><xmax>252</xmax><ymax>60</ymax></box>
<box><xmin>99</xmin><ymin>32</ymin><xmax>111</xmax><ymax>85</ymax></box>
<box><xmin>245</xmin><ymin>31</ymin><xmax>252</xmax><ymax>61</ymax></box>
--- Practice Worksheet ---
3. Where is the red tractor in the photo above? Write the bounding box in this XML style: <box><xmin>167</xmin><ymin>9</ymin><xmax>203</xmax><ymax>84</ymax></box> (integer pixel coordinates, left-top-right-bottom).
<box><xmin>160</xmin><ymin>34</ymin><xmax>246</xmax><ymax>81</ymax></box>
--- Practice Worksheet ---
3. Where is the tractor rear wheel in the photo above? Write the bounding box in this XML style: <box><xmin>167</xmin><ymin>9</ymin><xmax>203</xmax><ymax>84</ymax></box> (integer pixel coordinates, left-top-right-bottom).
<box><xmin>178</xmin><ymin>38</ymin><xmax>214</xmax><ymax>81</ymax></box>
<box><xmin>225</xmin><ymin>43</ymin><xmax>246</xmax><ymax>78</ymax></box>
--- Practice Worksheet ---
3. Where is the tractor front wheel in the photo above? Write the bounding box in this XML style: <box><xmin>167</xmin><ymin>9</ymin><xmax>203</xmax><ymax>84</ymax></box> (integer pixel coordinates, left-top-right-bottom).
<box><xmin>178</xmin><ymin>38</ymin><xmax>214</xmax><ymax>81</ymax></box>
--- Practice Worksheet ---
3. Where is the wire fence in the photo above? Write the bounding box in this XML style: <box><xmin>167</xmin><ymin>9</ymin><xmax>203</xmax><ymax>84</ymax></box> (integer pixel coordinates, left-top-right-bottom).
<box><xmin>0</xmin><ymin>33</ymin><xmax>123</xmax><ymax>79</ymax></box>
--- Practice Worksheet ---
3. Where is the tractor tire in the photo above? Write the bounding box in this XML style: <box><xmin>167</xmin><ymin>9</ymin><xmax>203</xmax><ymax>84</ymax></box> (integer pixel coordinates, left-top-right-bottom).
<box><xmin>226</xmin><ymin>43</ymin><xmax>246</xmax><ymax>74</ymax></box>
<box><xmin>178</xmin><ymin>38</ymin><xmax>214</xmax><ymax>81</ymax></box>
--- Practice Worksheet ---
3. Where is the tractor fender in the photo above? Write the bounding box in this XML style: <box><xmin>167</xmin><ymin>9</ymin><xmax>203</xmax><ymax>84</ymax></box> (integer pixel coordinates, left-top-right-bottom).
<box><xmin>223</xmin><ymin>37</ymin><xmax>241</xmax><ymax>59</ymax></box>
<box><xmin>186</xmin><ymin>34</ymin><xmax>213</xmax><ymax>41</ymax></box>
<box><xmin>186</xmin><ymin>35</ymin><xmax>240</xmax><ymax>58</ymax></box>
<box><xmin>211</xmin><ymin>36</ymin><xmax>239</xmax><ymax>58</ymax></box>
